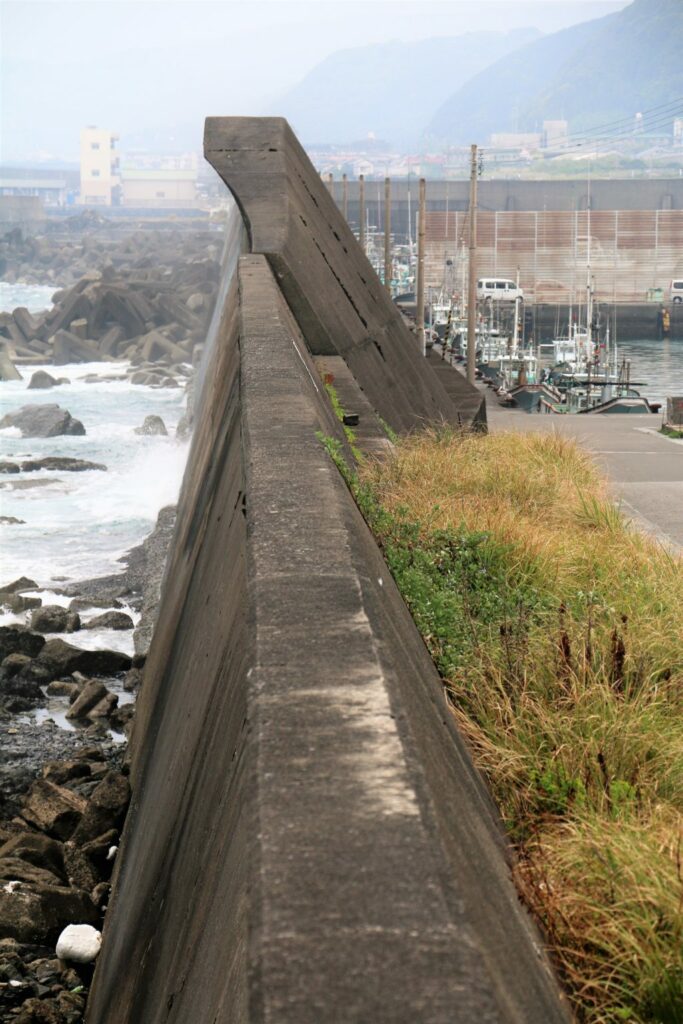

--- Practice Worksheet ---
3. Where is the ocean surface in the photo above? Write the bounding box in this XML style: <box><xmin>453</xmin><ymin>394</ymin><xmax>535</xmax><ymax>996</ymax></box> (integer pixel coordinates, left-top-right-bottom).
<box><xmin>0</xmin><ymin>283</ymin><xmax>191</xmax><ymax>659</ymax></box>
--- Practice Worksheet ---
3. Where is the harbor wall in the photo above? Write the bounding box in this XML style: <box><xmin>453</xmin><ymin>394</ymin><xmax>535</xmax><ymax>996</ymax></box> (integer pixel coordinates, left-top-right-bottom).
<box><xmin>330</xmin><ymin>177</ymin><xmax>683</xmax><ymax>240</ymax></box>
<box><xmin>86</xmin><ymin>119</ymin><xmax>569</xmax><ymax>1023</ymax></box>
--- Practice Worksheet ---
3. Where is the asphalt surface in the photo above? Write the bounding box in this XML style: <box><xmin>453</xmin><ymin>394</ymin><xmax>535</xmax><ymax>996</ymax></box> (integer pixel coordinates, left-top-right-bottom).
<box><xmin>486</xmin><ymin>393</ymin><xmax>683</xmax><ymax>549</ymax></box>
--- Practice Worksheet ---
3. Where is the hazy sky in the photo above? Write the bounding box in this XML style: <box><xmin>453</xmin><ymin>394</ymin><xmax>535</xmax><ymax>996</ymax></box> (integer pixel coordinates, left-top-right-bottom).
<box><xmin>1</xmin><ymin>0</ymin><xmax>629</xmax><ymax>162</ymax></box>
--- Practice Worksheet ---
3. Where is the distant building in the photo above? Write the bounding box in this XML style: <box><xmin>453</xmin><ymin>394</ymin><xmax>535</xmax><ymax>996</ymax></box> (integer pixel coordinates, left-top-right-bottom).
<box><xmin>490</xmin><ymin>132</ymin><xmax>542</xmax><ymax>151</ymax></box>
<box><xmin>674</xmin><ymin>119</ymin><xmax>683</xmax><ymax>146</ymax></box>
<box><xmin>79</xmin><ymin>127</ymin><xmax>120</xmax><ymax>206</ymax></box>
<box><xmin>0</xmin><ymin>167</ymin><xmax>77</xmax><ymax>206</ymax></box>
<box><xmin>542</xmin><ymin>120</ymin><xmax>569</xmax><ymax>149</ymax></box>
<box><xmin>120</xmin><ymin>154</ymin><xmax>199</xmax><ymax>209</ymax></box>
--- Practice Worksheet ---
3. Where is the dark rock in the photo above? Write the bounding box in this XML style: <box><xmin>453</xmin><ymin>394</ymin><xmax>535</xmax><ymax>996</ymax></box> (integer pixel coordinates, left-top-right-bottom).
<box><xmin>62</xmin><ymin>841</ymin><xmax>98</xmax><ymax>892</ymax></box>
<box><xmin>122</xmin><ymin>668</ymin><xmax>142</xmax><ymax>692</ymax></box>
<box><xmin>0</xmin><ymin>834</ymin><xmax>65</xmax><ymax>881</ymax></box>
<box><xmin>20</xmin><ymin>458</ymin><xmax>106</xmax><ymax>473</ymax></box>
<box><xmin>0</xmin><ymin>675</ymin><xmax>45</xmax><ymax>706</ymax></box>
<box><xmin>34</xmin><ymin>640</ymin><xmax>131</xmax><ymax>680</ymax></box>
<box><xmin>27</xmin><ymin>371</ymin><xmax>60</xmax><ymax>391</ymax></box>
<box><xmin>0</xmin><ymin>516</ymin><xmax>26</xmax><ymax>525</ymax></box>
<box><xmin>0</xmin><ymin>883</ymin><xmax>97</xmax><ymax>944</ymax></box>
<box><xmin>0</xmin><ymin>460</ymin><xmax>20</xmax><ymax>473</ymax></box>
<box><xmin>0</xmin><ymin>857</ymin><xmax>63</xmax><ymax>888</ymax></box>
<box><xmin>0</xmin><ymin>577</ymin><xmax>38</xmax><ymax>595</ymax></box>
<box><xmin>30</xmin><ymin>607</ymin><xmax>80</xmax><ymax>635</ymax></box>
<box><xmin>133</xmin><ymin>415</ymin><xmax>167</xmax><ymax>436</ymax></box>
<box><xmin>71</xmin><ymin>772</ymin><xmax>130</xmax><ymax>845</ymax></box>
<box><xmin>110</xmin><ymin>703</ymin><xmax>134</xmax><ymax>732</ymax></box>
<box><xmin>45</xmin><ymin>681</ymin><xmax>80</xmax><ymax>701</ymax></box>
<box><xmin>87</xmin><ymin>693</ymin><xmax>118</xmax><ymax>720</ymax></box>
<box><xmin>65</xmin><ymin>682</ymin><xmax>108</xmax><ymax>721</ymax></box>
<box><xmin>1</xmin><ymin>653</ymin><xmax>32</xmax><ymax>678</ymax></box>
<box><xmin>14</xmin><ymin>996</ymin><xmax>65</xmax><ymax>1023</ymax></box>
<box><xmin>0</xmin><ymin>405</ymin><xmax>85</xmax><ymax>438</ymax></box>
<box><xmin>0</xmin><ymin>593</ymin><xmax>41</xmax><ymax>613</ymax></box>
<box><xmin>20</xmin><ymin>780</ymin><xmax>87</xmax><ymax>840</ymax></box>
<box><xmin>67</xmin><ymin>597</ymin><xmax>122</xmax><ymax>613</ymax></box>
<box><xmin>0</xmin><ymin>627</ymin><xmax>45</xmax><ymax>661</ymax></box>
<box><xmin>83</xmin><ymin>611</ymin><xmax>133</xmax><ymax>631</ymax></box>
<box><xmin>41</xmin><ymin>762</ymin><xmax>90</xmax><ymax>790</ymax></box>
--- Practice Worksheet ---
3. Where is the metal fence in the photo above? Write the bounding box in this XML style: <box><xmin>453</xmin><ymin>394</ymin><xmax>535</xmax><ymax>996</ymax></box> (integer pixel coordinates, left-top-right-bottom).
<box><xmin>425</xmin><ymin>209</ymin><xmax>683</xmax><ymax>304</ymax></box>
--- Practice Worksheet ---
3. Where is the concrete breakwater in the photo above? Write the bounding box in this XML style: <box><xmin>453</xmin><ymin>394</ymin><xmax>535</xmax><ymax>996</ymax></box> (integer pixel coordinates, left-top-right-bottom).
<box><xmin>87</xmin><ymin>119</ymin><xmax>568</xmax><ymax>1022</ymax></box>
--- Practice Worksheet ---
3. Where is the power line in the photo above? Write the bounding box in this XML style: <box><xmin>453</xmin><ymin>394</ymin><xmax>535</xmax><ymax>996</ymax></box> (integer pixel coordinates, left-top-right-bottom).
<box><xmin>558</xmin><ymin>97</ymin><xmax>683</xmax><ymax>144</ymax></box>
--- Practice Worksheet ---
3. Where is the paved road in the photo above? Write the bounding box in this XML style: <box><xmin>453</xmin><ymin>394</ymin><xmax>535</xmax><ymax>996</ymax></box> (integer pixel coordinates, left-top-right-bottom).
<box><xmin>485</xmin><ymin>396</ymin><xmax>683</xmax><ymax>549</ymax></box>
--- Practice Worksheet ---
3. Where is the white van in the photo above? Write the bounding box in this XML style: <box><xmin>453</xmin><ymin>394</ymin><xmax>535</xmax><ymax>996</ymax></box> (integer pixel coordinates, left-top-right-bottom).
<box><xmin>670</xmin><ymin>279</ymin><xmax>683</xmax><ymax>303</ymax></box>
<box><xmin>477</xmin><ymin>278</ymin><xmax>523</xmax><ymax>302</ymax></box>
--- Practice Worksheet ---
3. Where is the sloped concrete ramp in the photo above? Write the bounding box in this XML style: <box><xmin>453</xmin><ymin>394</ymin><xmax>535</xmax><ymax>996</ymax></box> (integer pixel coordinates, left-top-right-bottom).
<box><xmin>86</xmin><ymin>123</ymin><xmax>567</xmax><ymax>1023</ymax></box>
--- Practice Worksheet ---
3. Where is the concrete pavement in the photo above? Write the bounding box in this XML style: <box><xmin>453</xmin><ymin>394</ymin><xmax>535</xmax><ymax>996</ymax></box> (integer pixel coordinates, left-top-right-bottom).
<box><xmin>486</xmin><ymin>397</ymin><xmax>683</xmax><ymax>549</ymax></box>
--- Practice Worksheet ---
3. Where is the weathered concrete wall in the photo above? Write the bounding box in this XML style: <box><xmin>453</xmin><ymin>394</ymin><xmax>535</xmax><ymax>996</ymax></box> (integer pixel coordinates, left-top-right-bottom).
<box><xmin>87</xmin><ymin>121</ymin><xmax>569</xmax><ymax>1023</ymax></box>
<box><xmin>205</xmin><ymin>117</ymin><xmax>484</xmax><ymax>432</ymax></box>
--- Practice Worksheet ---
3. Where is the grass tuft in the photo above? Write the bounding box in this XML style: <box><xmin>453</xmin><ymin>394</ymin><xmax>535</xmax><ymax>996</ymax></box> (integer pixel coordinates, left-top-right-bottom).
<box><xmin>340</xmin><ymin>427</ymin><xmax>683</xmax><ymax>1023</ymax></box>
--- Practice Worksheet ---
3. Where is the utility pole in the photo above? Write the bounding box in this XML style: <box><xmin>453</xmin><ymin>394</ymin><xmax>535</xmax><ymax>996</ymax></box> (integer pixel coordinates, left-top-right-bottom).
<box><xmin>467</xmin><ymin>144</ymin><xmax>478</xmax><ymax>386</ymax></box>
<box><xmin>342</xmin><ymin>173</ymin><xmax>348</xmax><ymax>221</ymax></box>
<box><xmin>359</xmin><ymin>174</ymin><xmax>366</xmax><ymax>252</ymax></box>
<box><xmin>416</xmin><ymin>178</ymin><xmax>426</xmax><ymax>357</ymax></box>
<box><xmin>384</xmin><ymin>176</ymin><xmax>391</xmax><ymax>292</ymax></box>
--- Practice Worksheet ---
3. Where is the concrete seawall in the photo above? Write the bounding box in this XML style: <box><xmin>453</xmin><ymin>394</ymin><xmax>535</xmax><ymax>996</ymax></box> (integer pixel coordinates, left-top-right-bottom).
<box><xmin>87</xmin><ymin>120</ymin><xmax>568</xmax><ymax>1023</ymax></box>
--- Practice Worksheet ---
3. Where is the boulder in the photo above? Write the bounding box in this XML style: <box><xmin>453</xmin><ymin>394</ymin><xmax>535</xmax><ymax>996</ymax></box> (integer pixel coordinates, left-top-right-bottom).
<box><xmin>45</xmin><ymin>680</ymin><xmax>80</xmax><ymax>701</ymax></box>
<box><xmin>0</xmin><ymin>652</ymin><xmax>32</xmax><ymax>678</ymax></box>
<box><xmin>0</xmin><ymin>593</ymin><xmax>40</xmax><ymax>614</ymax></box>
<box><xmin>20</xmin><ymin>457</ymin><xmax>105</xmax><ymax>473</ymax></box>
<box><xmin>0</xmin><ymin>833</ymin><xmax>65</xmax><ymax>881</ymax></box>
<box><xmin>71</xmin><ymin>772</ymin><xmax>130</xmax><ymax>845</ymax></box>
<box><xmin>0</xmin><ymin>405</ymin><xmax>85</xmax><ymax>438</ymax></box>
<box><xmin>83</xmin><ymin>611</ymin><xmax>133</xmax><ymax>631</ymax></box>
<box><xmin>65</xmin><ymin>681</ymin><xmax>108</xmax><ymax>720</ymax></box>
<box><xmin>0</xmin><ymin>857</ymin><xmax>63</xmax><ymax>888</ymax></box>
<box><xmin>133</xmin><ymin>415</ymin><xmax>167</xmax><ymax>436</ymax></box>
<box><xmin>0</xmin><ymin>577</ymin><xmax>38</xmax><ymax>595</ymax></box>
<box><xmin>62</xmin><ymin>843</ymin><xmax>98</xmax><ymax>893</ymax></box>
<box><xmin>0</xmin><ymin>626</ymin><xmax>45</xmax><ymax>661</ymax></box>
<box><xmin>27</xmin><ymin>370</ymin><xmax>60</xmax><ymax>390</ymax></box>
<box><xmin>35</xmin><ymin>639</ymin><xmax>131</xmax><ymax>680</ymax></box>
<box><xmin>0</xmin><ymin>883</ymin><xmax>97</xmax><ymax>944</ymax></box>
<box><xmin>0</xmin><ymin>461</ymin><xmax>20</xmax><ymax>473</ymax></box>
<box><xmin>30</xmin><ymin>606</ymin><xmax>80</xmax><ymax>635</ymax></box>
<box><xmin>20</xmin><ymin>780</ymin><xmax>87</xmax><ymax>840</ymax></box>
<box><xmin>0</xmin><ymin>516</ymin><xmax>25</xmax><ymax>525</ymax></box>
<box><xmin>0</xmin><ymin>674</ymin><xmax>45</xmax><ymax>705</ymax></box>
<box><xmin>87</xmin><ymin>693</ymin><xmax>118</xmax><ymax>719</ymax></box>
<box><xmin>68</xmin><ymin>597</ymin><xmax>122</xmax><ymax>613</ymax></box>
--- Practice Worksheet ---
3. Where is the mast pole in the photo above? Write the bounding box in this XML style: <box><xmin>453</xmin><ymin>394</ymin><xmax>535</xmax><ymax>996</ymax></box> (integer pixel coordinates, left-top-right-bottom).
<box><xmin>417</xmin><ymin>177</ymin><xmax>426</xmax><ymax>357</ymax></box>
<box><xmin>384</xmin><ymin>176</ymin><xmax>392</xmax><ymax>293</ymax></box>
<box><xmin>359</xmin><ymin>174</ymin><xmax>366</xmax><ymax>253</ymax></box>
<box><xmin>466</xmin><ymin>144</ymin><xmax>478</xmax><ymax>386</ymax></box>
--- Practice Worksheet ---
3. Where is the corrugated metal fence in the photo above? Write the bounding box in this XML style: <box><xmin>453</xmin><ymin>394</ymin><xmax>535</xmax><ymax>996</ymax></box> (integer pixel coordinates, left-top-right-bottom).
<box><xmin>425</xmin><ymin>210</ymin><xmax>683</xmax><ymax>303</ymax></box>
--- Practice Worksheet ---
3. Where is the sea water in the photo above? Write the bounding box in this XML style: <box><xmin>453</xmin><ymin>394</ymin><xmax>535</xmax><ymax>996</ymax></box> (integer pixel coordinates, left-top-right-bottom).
<box><xmin>612</xmin><ymin>338</ymin><xmax>683</xmax><ymax>407</ymax></box>
<box><xmin>0</xmin><ymin>285</ymin><xmax>191</xmax><ymax>658</ymax></box>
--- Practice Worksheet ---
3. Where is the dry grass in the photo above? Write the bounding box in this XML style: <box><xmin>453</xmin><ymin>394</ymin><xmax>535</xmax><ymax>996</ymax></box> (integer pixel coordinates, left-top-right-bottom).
<box><xmin>355</xmin><ymin>427</ymin><xmax>683</xmax><ymax>1023</ymax></box>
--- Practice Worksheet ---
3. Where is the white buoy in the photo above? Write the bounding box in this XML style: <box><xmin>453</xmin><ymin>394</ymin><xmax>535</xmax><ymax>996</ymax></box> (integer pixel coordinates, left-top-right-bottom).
<box><xmin>56</xmin><ymin>924</ymin><xmax>102</xmax><ymax>963</ymax></box>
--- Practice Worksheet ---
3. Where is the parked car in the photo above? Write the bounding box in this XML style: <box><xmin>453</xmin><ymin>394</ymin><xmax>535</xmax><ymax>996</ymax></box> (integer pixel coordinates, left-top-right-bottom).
<box><xmin>670</xmin><ymin>280</ymin><xmax>683</xmax><ymax>303</ymax></box>
<box><xmin>477</xmin><ymin>278</ymin><xmax>523</xmax><ymax>302</ymax></box>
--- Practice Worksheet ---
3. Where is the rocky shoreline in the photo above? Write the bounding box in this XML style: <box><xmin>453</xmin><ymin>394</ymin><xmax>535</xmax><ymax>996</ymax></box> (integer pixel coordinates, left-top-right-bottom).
<box><xmin>0</xmin><ymin>220</ymin><xmax>208</xmax><ymax>1022</ymax></box>
<box><xmin>0</xmin><ymin>498</ymin><xmax>177</xmax><ymax>1022</ymax></box>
